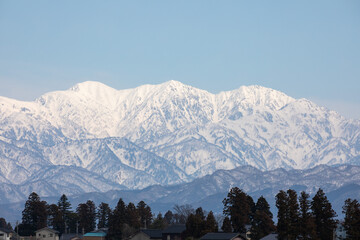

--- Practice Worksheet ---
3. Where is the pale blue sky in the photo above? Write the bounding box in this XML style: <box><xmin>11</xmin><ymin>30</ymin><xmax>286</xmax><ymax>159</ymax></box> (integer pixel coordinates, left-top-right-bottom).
<box><xmin>0</xmin><ymin>0</ymin><xmax>359</xmax><ymax>118</ymax></box>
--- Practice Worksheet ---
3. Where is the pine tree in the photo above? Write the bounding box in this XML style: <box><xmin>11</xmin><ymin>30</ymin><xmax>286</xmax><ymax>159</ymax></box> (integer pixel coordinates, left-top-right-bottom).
<box><xmin>86</xmin><ymin>200</ymin><xmax>96</xmax><ymax>232</ymax></box>
<box><xmin>185</xmin><ymin>214</ymin><xmax>197</xmax><ymax>238</ymax></box>
<box><xmin>298</xmin><ymin>191</ymin><xmax>317</xmax><ymax>240</ymax></box>
<box><xmin>256</xmin><ymin>196</ymin><xmax>273</xmax><ymax>218</ymax></box>
<box><xmin>151</xmin><ymin>213</ymin><xmax>167</xmax><ymax>230</ymax></box>
<box><xmin>221</xmin><ymin>217</ymin><xmax>232</xmax><ymax>233</ymax></box>
<box><xmin>204</xmin><ymin>211</ymin><xmax>218</xmax><ymax>233</ymax></box>
<box><xmin>0</xmin><ymin>218</ymin><xmax>12</xmax><ymax>230</ymax></box>
<box><xmin>342</xmin><ymin>198</ymin><xmax>360</xmax><ymax>239</ymax></box>
<box><xmin>77</xmin><ymin>200</ymin><xmax>96</xmax><ymax>233</ymax></box>
<box><xmin>67</xmin><ymin>212</ymin><xmax>79</xmax><ymax>234</ymax></box>
<box><xmin>276</xmin><ymin>190</ymin><xmax>289</xmax><ymax>240</ymax></box>
<box><xmin>164</xmin><ymin>210</ymin><xmax>174</xmax><ymax>225</ymax></box>
<box><xmin>108</xmin><ymin>198</ymin><xmax>126</xmax><ymax>240</ymax></box>
<box><xmin>287</xmin><ymin>189</ymin><xmax>300</xmax><ymax>240</ymax></box>
<box><xmin>58</xmin><ymin>194</ymin><xmax>71</xmax><ymax>217</ymax></box>
<box><xmin>97</xmin><ymin>202</ymin><xmax>111</xmax><ymax>229</ymax></box>
<box><xmin>223</xmin><ymin>187</ymin><xmax>251</xmax><ymax>233</ymax></box>
<box><xmin>47</xmin><ymin>204</ymin><xmax>63</xmax><ymax>232</ymax></box>
<box><xmin>247</xmin><ymin>195</ymin><xmax>256</xmax><ymax>222</ymax></box>
<box><xmin>126</xmin><ymin>202</ymin><xmax>140</xmax><ymax>229</ymax></box>
<box><xmin>77</xmin><ymin>203</ymin><xmax>89</xmax><ymax>233</ymax></box>
<box><xmin>250</xmin><ymin>196</ymin><xmax>276</xmax><ymax>240</ymax></box>
<box><xmin>21</xmin><ymin>192</ymin><xmax>47</xmax><ymax>235</ymax></box>
<box><xmin>0</xmin><ymin>218</ymin><xmax>6</xmax><ymax>229</ymax></box>
<box><xmin>137</xmin><ymin>201</ymin><xmax>152</xmax><ymax>228</ymax></box>
<box><xmin>57</xmin><ymin>194</ymin><xmax>72</xmax><ymax>233</ymax></box>
<box><xmin>185</xmin><ymin>207</ymin><xmax>206</xmax><ymax>238</ymax></box>
<box><xmin>311</xmin><ymin>188</ymin><xmax>337</xmax><ymax>240</ymax></box>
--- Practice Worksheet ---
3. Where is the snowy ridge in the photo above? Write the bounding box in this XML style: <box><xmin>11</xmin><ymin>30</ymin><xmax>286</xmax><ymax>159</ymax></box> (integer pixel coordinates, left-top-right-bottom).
<box><xmin>0</xmin><ymin>80</ymin><xmax>359</xmax><ymax>196</ymax></box>
<box><xmin>1</xmin><ymin>164</ymin><xmax>359</xmax><ymax>223</ymax></box>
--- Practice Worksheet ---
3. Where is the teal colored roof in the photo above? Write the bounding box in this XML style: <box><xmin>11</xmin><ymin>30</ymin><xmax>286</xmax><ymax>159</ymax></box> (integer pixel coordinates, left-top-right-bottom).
<box><xmin>84</xmin><ymin>232</ymin><xmax>107</xmax><ymax>237</ymax></box>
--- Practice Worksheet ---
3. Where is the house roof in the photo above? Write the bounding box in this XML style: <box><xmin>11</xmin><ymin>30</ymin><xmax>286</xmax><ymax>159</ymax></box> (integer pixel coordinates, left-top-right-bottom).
<box><xmin>0</xmin><ymin>228</ymin><xmax>13</xmax><ymax>234</ymax></box>
<box><xmin>162</xmin><ymin>225</ymin><xmax>186</xmax><ymax>234</ymax></box>
<box><xmin>200</xmin><ymin>233</ymin><xmax>242</xmax><ymax>240</ymax></box>
<box><xmin>141</xmin><ymin>229</ymin><xmax>162</xmax><ymax>239</ymax></box>
<box><xmin>83</xmin><ymin>232</ymin><xmax>106</xmax><ymax>237</ymax></box>
<box><xmin>260</xmin><ymin>233</ymin><xmax>278</xmax><ymax>240</ymax></box>
<box><xmin>60</xmin><ymin>233</ymin><xmax>83</xmax><ymax>240</ymax></box>
<box><xmin>35</xmin><ymin>227</ymin><xmax>59</xmax><ymax>234</ymax></box>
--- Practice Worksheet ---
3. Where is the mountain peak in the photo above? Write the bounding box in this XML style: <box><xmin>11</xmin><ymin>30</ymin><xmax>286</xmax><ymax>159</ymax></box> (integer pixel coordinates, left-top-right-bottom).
<box><xmin>161</xmin><ymin>80</ymin><xmax>184</xmax><ymax>87</ymax></box>
<box><xmin>157</xmin><ymin>80</ymin><xmax>196</xmax><ymax>93</ymax></box>
<box><xmin>70</xmin><ymin>81</ymin><xmax>117</xmax><ymax>94</ymax></box>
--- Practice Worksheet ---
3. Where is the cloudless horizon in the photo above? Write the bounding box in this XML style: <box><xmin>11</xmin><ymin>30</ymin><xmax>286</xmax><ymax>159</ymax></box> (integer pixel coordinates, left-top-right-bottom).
<box><xmin>0</xmin><ymin>0</ymin><xmax>359</xmax><ymax>118</ymax></box>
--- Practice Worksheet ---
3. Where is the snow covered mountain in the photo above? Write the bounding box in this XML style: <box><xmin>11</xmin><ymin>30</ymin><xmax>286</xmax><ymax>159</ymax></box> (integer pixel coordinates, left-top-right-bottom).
<box><xmin>0</xmin><ymin>80</ymin><xmax>359</xmax><ymax>196</ymax></box>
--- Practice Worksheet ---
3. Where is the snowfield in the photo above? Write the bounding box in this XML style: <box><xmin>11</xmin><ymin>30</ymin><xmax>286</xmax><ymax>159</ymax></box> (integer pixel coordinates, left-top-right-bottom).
<box><xmin>0</xmin><ymin>80</ymin><xmax>359</xmax><ymax>202</ymax></box>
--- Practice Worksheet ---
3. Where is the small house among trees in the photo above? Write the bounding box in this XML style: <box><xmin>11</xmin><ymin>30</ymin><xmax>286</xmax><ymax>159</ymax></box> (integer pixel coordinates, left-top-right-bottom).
<box><xmin>0</xmin><ymin>228</ymin><xmax>14</xmax><ymax>240</ymax></box>
<box><xmin>35</xmin><ymin>227</ymin><xmax>59</xmax><ymax>240</ymax></box>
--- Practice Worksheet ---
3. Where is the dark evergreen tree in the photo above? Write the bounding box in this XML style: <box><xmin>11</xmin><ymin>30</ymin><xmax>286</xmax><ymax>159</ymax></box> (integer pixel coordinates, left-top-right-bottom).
<box><xmin>195</xmin><ymin>207</ymin><xmax>206</xmax><ymax>222</ymax></box>
<box><xmin>67</xmin><ymin>212</ymin><xmax>79</xmax><ymax>234</ymax></box>
<box><xmin>151</xmin><ymin>213</ymin><xmax>167</xmax><ymax>230</ymax></box>
<box><xmin>47</xmin><ymin>204</ymin><xmax>63</xmax><ymax>232</ymax></box>
<box><xmin>223</xmin><ymin>187</ymin><xmax>251</xmax><ymax>233</ymax></box>
<box><xmin>0</xmin><ymin>218</ymin><xmax>13</xmax><ymax>230</ymax></box>
<box><xmin>164</xmin><ymin>210</ymin><xmax>174</xmax><ymax>225</ymax></box>
<box><xmin>247</xmin><ymin>195</ymin><xmax>256</xmax><ymax>222</ymax></box>
<box><xmin>185</xmin><ymin>207</ymin><xmax>207</xmax><ymax>238</ymax></box>
<box><xmin>255</xmin><ymin>196</ymin><xmax>273</xmax><ymax>218</ymax></box>
<box><xmin>185</xmin><ymin>214</ymin><xmax>197</xmax><ymax>238</ymax></box>
<box><xmin>298</xmin><ymin>191</ymin><xmax>317</xmax><ymax>240</ymax></box>
<box><xmin>86</xmin><ymin>200</ymin><xmax>96</xmax><ymax>232</ymax></box>
<box><xmin>0</xmin><ymin>218</ymin><xmax>11</xmax><ymax>230</ymax></box>
<box><xmin>126</xmin><ymin>202</ymin><xmax>140</xmax><ymax>229</ymax></box>
<box><xmin>77</xmin><ymin>203</ymin><xmax>89</xmax><ymax>234</ymax></box>
<box><xmin>108</xmin><ymin>198</ymin><xmax>126</xmax><ymax>240</ymax></box>
<box><xmin>311</xmin><ymin>188</ymin><xmax>337</xmax><ymax>240</ymax></box>
<box><xmin>250</xmin><ymin>196</ymin><xmax>276</xmax><ymax>240</ymax></box>
<box><xmin>97</xmin><ymin>202</ymin><xmax>111</xmax><ymax>229</ymax></box>
<box><xmin>77</xmin><ymin>200</ymin><xmax>96</xmax><ymax>233</ymax></box>
<box><xmin>21</xmin><ymin>192</ymin><xmax>47</xmax><ymax>235</ymax></box>
<box><xmin>287</xmin><ymin>189</ymin><xmax>300</xmax><ymax>240</ymax></box>
<box><xmin>0</xmin><ymin>218</ymin><xmax>6</xmax><ymax>229</ymax></box>
<box><xmin>342</xmin><ymin>198</ymin><xmax>360</xmax><ymax>239</ymax></box>
<box><xmin>57</xmin><ymin>194</ymin><xmax>72</xmax><ymax>233</ymax></box>
<box><xmin>204</xmin><ymin>211</ymin><xmax>218</xmax><ymax>233</ymax></box>
<box><xmin>276</xmin><ymin>190</ymin><xmax>289</xmax><ymax>240</ymax></box>
<box><xmin>137</xmin><ymin>201</ymin><xmax>153</xmax><ymax>228</ymax></box>
<box><xmin>58</xmin><ymin>194</ymin><xmax>71</xmax><ymax>214</ymax></box>
<box><xmin>221</xmin><ymin>216</ymin><xmax>232</xmax><ymax>233</ymax></box>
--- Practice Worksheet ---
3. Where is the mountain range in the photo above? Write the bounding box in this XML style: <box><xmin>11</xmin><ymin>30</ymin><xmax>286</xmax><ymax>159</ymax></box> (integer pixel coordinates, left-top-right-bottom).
<box><xmin>0</xmin><ymin>80</ymin><xmax>359</xmax><ymax>214</ymax></box>
<box><xmin>1</xmin><ymin>164</ymin><xmax>359</xmax><ymax>224</ymax></box>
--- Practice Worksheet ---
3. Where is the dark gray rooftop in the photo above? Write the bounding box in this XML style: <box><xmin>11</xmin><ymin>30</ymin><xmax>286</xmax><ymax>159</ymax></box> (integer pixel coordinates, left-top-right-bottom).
<box><xmin>0</xmin><ymin>228</ymin><xmax>13</xmax><ymax>233</ymax></box>
<box><xmin>141</xmin><ymin>229</ymin><xmax>162</xmax><ymax>239</ymax></box>
<box><xmin>260</xmin><ymin>233</ymin><xmax>278</xmax><ymax>240</ymax></box>
<box><xmin>200</xmin><ymin>233</ymin><xmax>242</xmax><ymax>240</ymax></box>
<box><xmin>162</xmin><ymin>225</ymin><xmax>186</xmax><ymax>234</ymax></box>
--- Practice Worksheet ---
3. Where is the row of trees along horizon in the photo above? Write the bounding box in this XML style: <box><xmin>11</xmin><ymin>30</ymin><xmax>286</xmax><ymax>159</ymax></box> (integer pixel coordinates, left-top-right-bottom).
<box><xmin>0</xmin><ymin>187</ymin><xmax>359</xmax><ymax>240</ymax></box>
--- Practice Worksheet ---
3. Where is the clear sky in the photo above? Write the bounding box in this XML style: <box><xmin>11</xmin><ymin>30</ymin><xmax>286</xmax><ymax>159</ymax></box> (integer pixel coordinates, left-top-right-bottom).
<box><xmin>0</xmin><ymin>0</ymin><xmax>359</xmax><ymax>118</ymax></box>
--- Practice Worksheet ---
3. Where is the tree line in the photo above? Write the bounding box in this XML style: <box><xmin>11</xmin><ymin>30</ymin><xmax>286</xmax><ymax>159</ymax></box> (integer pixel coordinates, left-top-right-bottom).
<box><xmin>222</xmin><ymin>187</ymin><xmax>360</xmax><ymax>240</ymax></box>
<box><xmin>1</xmin><ymin>188</ymin><xmax>359</xmax><ymax>240</ymax></box>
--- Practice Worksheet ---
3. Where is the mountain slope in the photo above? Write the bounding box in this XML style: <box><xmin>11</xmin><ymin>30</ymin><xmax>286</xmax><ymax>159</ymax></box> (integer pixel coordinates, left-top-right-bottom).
<box><xmin>1</xmin><ymin>164</ymin><xmax>359</xmax><ymax>223</ymax></box>
<box><xmin>0</xmin><ymin>81</ymin><xmax>359</xmax><ymax>193</ymax></box>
